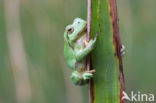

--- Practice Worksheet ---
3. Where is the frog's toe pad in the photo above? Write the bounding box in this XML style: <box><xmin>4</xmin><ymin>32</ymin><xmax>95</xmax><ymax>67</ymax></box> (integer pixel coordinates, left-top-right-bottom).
<box><xmin>82</xmin><ymin>72</ymin><xmax>93</xmax><ymax>80</ymax></box>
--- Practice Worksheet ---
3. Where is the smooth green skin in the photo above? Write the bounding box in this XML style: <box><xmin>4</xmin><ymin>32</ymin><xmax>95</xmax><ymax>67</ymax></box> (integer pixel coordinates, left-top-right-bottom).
<box><xmin>64</xmin><ymin>18</ymin><xmax>97</xmax><ymax>85</ymax></box>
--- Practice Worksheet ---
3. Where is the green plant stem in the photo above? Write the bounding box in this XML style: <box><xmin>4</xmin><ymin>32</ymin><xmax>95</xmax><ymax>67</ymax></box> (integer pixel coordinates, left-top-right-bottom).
<box><xmin>90</xmin><ymin>0</ymin><xmax>125</xmax><ymax>103</ymax></box>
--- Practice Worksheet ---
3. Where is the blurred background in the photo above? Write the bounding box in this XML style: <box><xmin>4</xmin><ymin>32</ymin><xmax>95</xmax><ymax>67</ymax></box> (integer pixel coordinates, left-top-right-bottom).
<box><xmin>0</xmin><ymin>0</ymin><xmax>156</xmax><ymax>103</ymax></box>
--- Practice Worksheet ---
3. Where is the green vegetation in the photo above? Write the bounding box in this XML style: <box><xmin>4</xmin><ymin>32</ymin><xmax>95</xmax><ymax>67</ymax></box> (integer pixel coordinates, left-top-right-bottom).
<box><xmin>91</xmin><ymin>0</ymin><xmax>122</xmax><ymax>102</ymax></box>
<box><xmin>0</xmin><ymin>0</ymin><xmax>156</xmax><ymax>103</ymax></box>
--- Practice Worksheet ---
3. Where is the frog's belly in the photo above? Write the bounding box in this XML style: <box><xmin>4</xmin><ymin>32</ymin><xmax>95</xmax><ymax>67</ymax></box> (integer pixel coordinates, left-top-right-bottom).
<box><xmin>75</xmin><ymin>59</ymin><xmax>86</xmax><ymax>71</ymax></box>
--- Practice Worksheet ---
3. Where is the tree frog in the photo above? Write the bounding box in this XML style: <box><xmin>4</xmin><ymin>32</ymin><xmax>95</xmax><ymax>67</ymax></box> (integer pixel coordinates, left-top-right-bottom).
<box><xmin>64</xmin><ymin>18</ymin><xmax>97</xmax><ymax>85</ymax></box>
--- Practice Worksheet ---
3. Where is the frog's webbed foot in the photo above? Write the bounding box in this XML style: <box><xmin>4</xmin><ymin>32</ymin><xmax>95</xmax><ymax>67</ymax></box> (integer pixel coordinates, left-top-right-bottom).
<box><xmin>70</xmin><ymin>70</ymin><xmax>96</xmax><ymax>85</ymax></box>
<box><xmin>82</xmin><ymin>70</ymin><xmax>96</xmax><ymax>80</ymax></box>
<box><xmin>120</xmin><ymin>44</ymin><xmax>125</xmax><ymax>56</ymax></box>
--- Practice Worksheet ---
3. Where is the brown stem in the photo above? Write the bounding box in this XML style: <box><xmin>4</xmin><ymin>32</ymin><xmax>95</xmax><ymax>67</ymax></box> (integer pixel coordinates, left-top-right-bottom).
<box><xmin>109</xmin><ymin>0</ymin><xmax>125</xmax><ymax>103</ymax></box>
<box><xmin>87</xmin><ymin>0</ymin><xmax>94</xmax><ymax>103</ymax></box>
<box><xmin>87</xmin><ymin>0</ymin><xmax>91</xmax><ymax>40</ymax></box>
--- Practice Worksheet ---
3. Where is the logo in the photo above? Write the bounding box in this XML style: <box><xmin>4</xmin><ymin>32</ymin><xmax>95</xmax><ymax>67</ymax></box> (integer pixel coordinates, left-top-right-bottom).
<box><xmin>122</xmin><ymin>91</ymin><xmax>155</xmax><ymax>102</ymax></box>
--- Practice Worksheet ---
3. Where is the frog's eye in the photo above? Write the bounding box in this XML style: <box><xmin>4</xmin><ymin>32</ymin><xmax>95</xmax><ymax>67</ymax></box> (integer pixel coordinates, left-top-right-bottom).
<box><xmin>67</xmin><ymin>27</ymin><xmax>74</xmax><ymax>34</ymax></box>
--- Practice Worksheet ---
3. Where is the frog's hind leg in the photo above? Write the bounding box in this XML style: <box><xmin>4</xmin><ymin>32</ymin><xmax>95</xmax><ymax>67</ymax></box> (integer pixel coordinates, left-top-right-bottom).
<box><xmin>70</xmin><ymin>66</ymin><xmax>96</xmax><ymax>85</ymax></box>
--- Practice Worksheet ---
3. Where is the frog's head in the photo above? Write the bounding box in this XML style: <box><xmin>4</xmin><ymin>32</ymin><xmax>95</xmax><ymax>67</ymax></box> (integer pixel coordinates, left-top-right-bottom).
<box><xmin>65</xmin><ymin>18</ymin><xmax>87</xmax><ymax>42</ymax></box>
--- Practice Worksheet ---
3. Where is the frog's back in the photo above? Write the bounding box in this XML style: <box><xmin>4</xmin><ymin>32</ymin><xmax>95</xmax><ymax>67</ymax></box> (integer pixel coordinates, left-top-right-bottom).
<box><xmin>64</xmin><ymin>41</ymin><xmax>76</xmax><ymax>70</ymax></box>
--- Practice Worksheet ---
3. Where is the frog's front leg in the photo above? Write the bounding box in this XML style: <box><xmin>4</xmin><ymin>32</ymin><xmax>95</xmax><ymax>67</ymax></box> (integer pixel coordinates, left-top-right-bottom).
<box><xmin>74</xmin><ymin>35</ymin><xmax>97</xmax><ymax>61</ymax></box>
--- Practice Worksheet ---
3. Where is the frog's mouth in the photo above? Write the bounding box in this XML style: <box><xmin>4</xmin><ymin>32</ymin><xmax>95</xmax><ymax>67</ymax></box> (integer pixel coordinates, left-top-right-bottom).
<box><xmin>66</xmin><ymin>33</ymin><xmax>74</xmax><ymax>50</ymax></box>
